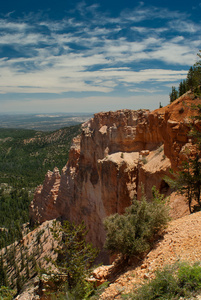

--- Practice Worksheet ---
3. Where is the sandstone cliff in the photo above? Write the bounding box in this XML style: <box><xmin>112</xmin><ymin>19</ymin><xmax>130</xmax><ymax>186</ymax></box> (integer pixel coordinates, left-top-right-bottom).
<box><xmin>29</xmin><ymin>93</ymin><xmax>201</xmax><ymax>251</ymax></box>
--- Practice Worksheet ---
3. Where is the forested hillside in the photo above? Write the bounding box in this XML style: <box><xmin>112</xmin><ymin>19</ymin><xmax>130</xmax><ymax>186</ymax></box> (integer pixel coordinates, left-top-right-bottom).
<box><xmin>0</xmin><ymin>125</ymin><xmax>81</xmax><ymax>248</ymax></box>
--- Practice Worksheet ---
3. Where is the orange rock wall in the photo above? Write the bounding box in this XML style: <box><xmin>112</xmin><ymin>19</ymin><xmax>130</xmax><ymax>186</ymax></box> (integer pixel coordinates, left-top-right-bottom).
<box><xmin>30</xmin><ymin>95</ymin><xmax>201</xmax><ymax>250</ymax></box>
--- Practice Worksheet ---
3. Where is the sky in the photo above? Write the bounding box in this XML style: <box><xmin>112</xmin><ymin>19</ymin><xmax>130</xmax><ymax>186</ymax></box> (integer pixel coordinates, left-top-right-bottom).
<box><xmin>0</xmin><ymin>0</ymin><xmax>201</xmax><ymax>114</ymax></box>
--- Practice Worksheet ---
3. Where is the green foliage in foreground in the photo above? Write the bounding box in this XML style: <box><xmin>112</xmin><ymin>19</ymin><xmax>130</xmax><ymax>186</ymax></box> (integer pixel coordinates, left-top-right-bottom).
<box><xmin>45</xmin><ymin>281</ymin><xmax>109</xmax><ymax>300</ymax></box>
<box><xmin>0</xmin><ymin>286</ymin><xmax>15</xmax><ymax>300</ymax></box>
<box><xmin>124</xmin><ymin>261</ymin><xmax>201</xmax><ymax>300</ymax></box>
<box><xmin>104</xmin><ymin>187</ymin><xmax>170</xmax><ymax>258</ymax></box>
<box><xmin>44</xmin><ymin>221</ymin><xmax>99</xmax><ymax>299</ymax></box>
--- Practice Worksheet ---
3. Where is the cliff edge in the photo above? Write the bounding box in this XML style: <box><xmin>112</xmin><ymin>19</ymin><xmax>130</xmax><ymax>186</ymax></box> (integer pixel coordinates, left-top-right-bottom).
<box><xmin>30</xmin><ymin>93</ymin><xmax>201</xmax><ymax>250</ymax></box>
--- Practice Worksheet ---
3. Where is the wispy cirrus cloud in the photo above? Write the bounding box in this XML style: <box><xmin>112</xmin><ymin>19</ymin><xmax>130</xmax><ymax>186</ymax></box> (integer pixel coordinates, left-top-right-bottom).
<box><xmin>0</xmin><ymin>1</ymin><xmax>200</xmax><ymax>112</ymax></box>
<box><xmin>0</xmin><ymin>20</ymin><xmax>28</xmax><ymax>31</ymax></box>
<box><xmin>168</xmin><ymin>20</ymin><xmax>201</xmax><ymax>33</ymax></box>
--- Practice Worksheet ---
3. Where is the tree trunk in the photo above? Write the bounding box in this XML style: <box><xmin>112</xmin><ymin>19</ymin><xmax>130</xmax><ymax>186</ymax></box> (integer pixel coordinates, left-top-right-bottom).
<box><xmin>189</xmin><ymin>196</ymin><xmax>192</xmax><ymax>214</ymax></box>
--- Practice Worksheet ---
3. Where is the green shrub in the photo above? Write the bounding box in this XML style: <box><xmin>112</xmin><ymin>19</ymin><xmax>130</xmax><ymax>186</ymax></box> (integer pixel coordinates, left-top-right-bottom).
<box><xmin>103</xmin><ymin>188</ymin><xmax>170</xmax><ymax>258</ymax></box>
<box><xmin>125</xmin><ymin>262</ymin><xmax>201</xmax><ymax>300</ymax></box>
<box><xmin>128</xmin><ymin>265</ymin><xmax>179</xmax><ymax>300</ymax></box>
<box><xmin>89</xmin><ymin>282</ymin><xmax>109</xmax><ymax>300</ymax></box>
<box><xmin>178</xmin><ymin>262</ymin><xmax>201</xmax><ymax>293</ymax></box>
<box><xmin>0</xmin><ymin>286</ymin><xmax>16</xmax><ymax>300</ymax></box>
<box><xmin>141</xmin><ymin>156</ymin><xmax>148</xmax><ymax>164</ymax></box>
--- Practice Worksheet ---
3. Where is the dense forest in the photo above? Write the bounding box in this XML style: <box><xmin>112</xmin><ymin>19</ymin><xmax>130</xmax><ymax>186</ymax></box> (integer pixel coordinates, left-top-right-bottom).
<box><xmin>0</xmin><ymin>125</ymin><xmax>81</xmax><ymax>248</ymax></box>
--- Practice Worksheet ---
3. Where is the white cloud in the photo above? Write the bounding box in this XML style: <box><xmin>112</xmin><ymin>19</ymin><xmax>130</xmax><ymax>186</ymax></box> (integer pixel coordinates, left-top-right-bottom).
<box><xmin>0</xmin><ymin>32</ymin><xmax>49</xmax><ymax>46</ymax></box>
<box><xmin>128</xmin><ymin>87</ymin><xmax>163</xmax><ymax>93</ymax></box>
<box><xmin>148</xmin><ymin>43</ymin><xmax>196</xmax><ymax>65</ymax></box>
<box><xmin>131</xmin><ymin>26</ymin><xmax>168</xmax><ymax>34</ymax></box>
<box><xmin>168</xmin><ymin>20</ymin><xmax>201</xmax><ymax>33</ymax></box>
<box><xmin>0</xmin><ymin>51</ymin><xmax>188</xmax><ymax>94</ymax></box>
<box><xmin>0</xmin><ymin>19</ymin><xmax>28</xmax><ymax>31</ymax></box>
<box><xmin>0</xmin><ymin>2</ymin><xmax>199</xmax><ymax>104</ymax></box>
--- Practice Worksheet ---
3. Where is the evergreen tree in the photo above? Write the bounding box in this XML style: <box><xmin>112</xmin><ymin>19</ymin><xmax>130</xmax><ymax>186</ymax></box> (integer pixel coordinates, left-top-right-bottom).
<box><xmin>16</xmin><ymin>270</ymin><xmax>23</xmax><ymax>294</ymax></box>
<box><xmin>0</xmin><ymin>254</ymin><xmax>8</xmax><ymax>287</ymax></box>
<box><xmin>48</xmin><ymin>220</ymin><xmax>98</xmax><ymax>298</ymax></box>
<box><xmin>20</xmin><ymin>248</ymin><xmax>25</xmax><ymax>271</ymax></box>
<box><xmin>165</xmin><ymin>155</ymin><xmax>201</xmax><ymax>214</ymax></box>
<box><xmin>169</xmin><ymin>86</ymin><xmax>178</xmax><ymax>102</ymax></box>
<box><xmin>186</xmin><ymin>65</ymin><xmax>201</xmax><ymax>93</ymax></box>
<box><xmin>179</xmin><ymin>80</ymin><xmax>187</xmax><ymax>96</ymax></box>
<box><xmin>170</xmin><ymin>50</ymin><xmax>201</xmax><ymax>99</ymax></box>
<box><xmin>187</xmin><ymin>66</ymin><xmax>196</xmax><ymax>91</ymax></box>
<box><xmin>26</xmin><ymin>261</ymin><xmax>30</xmax><ymax>279</ymax></box>
<box><xmin>165</xmin><ymin>104</ymin><xmax>201</xmax><ymax>213</ymax></box>
<box><xmin>191</xmin><ymin>104</ymin><xmax>201</xmax><ymax>148</ymax></box>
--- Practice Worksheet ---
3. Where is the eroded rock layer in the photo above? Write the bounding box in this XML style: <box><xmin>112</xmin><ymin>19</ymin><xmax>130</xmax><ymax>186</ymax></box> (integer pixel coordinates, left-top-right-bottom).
<box><xmin>29</xmin><ymin>94</ymin><xmax>201</xmax><ymax>249</ymax></box>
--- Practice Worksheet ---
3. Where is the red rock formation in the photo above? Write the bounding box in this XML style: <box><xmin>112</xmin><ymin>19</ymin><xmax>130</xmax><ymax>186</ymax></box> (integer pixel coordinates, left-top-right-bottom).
<box><xmin>29</xmin><ymin>167</ymin><xmax>61</xmax><ymax>223</ymax></box>
<box><xmin>29</xmin><ymin>94</ymin><xmax>201</xmax><ymax>251</ymax></box>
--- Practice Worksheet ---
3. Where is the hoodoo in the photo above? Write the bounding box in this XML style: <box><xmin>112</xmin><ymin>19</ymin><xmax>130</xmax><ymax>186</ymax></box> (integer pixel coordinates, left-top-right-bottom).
<box><xmin>30</xmin><ymin>93</ymin><xmax>201</xmax><ymax>250</ymax></box>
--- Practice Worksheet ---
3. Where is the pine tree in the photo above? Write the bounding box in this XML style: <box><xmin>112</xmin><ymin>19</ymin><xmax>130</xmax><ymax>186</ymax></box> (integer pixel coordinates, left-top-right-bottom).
<box><xmin>179</xmin><ymin>81</ymin><xmax>184</xmax><ymax>97</ymax></box>
<box><xmin>171</xmin><ymin>51</ymin><xmax>201</xmax><ymax>99</ymax></box>
<box><xmin>169</xmin><ymin>86</ymin><xmax>178</xmax><ymax>102</ymax></box>
<box><xmin>187</xmin><ymin>66</ymin><xmax>195</xmax><ymax>91</ymax></box>
<box><xmin>20</xmin><ymin>248</ymin><xmax>25</xmax><ymax>271</ymax></box>
<box><xmin>48</xmin><ymin>220</ymin><xmax>98</xmax><ymax>298</ymax></box>
<box><xmin>165</xmin><ymin>155</ymin><xmax>201</xmax><ymax>213</ymax></box>
<box><xmin>179</xmin><ymin>80</ymin><xmax>187</xmax><ymax>96</ymax></box>
<box><xmin>0</xmin><ymin>254</ymin><xmax>8</xmax><ymax>287</ymax></box>
<box><xmin>26</xmin><ymin>261</ymin><xmax>30</xmax><ymax>279</ymax></box>
<box><xmin>191</xmin><ymin>104</ymin><xmax>201</xmax><ymax>147</ymax></box>
<box><xmin>186</xmin><ymin>65</ymin><xmax>201</xmax><ymax>93</ymax></box>
<box><xmin>16</xmin><ymin>270</ymin><xmax>23</xmax><ymax>294</ymax></box>
<box><xmin>164</xmin><ymin>104</ymin><xmax>201</xmax><ymax>213</ymax></box>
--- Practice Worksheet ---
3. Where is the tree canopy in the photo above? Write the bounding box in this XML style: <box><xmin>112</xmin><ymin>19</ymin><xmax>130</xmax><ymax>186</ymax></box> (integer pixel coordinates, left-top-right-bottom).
<box><xmin>169</xmin><ymin>50</ymin><xmax>201</xmax><ymax>102</ymax></box>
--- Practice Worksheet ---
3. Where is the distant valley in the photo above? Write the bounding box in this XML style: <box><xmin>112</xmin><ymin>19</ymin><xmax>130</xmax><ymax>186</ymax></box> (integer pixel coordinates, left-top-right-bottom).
<box><xmin>0</xmin><ymin>113</ymin><xmax>92</xmax><ymax>131</ymax></box>
<box><xmin>0</xmin><ymin>124</ymin><xmax>81</xmax><ymax>249</ymax></box>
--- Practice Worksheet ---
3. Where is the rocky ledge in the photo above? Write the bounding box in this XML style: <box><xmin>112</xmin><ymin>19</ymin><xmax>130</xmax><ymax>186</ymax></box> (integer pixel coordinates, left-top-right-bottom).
<box><xmin>30</xmin><ymin>93</ymin><xmax>201</xmax><ymax>252</ymax></box>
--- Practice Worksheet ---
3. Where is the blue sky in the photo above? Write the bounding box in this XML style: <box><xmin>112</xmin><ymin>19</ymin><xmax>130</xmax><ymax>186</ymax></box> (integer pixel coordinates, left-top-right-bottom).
<box><xmin>0</xmin><ymin>0</ymin><xmax>201</xmax><ymax>113</ymax></box>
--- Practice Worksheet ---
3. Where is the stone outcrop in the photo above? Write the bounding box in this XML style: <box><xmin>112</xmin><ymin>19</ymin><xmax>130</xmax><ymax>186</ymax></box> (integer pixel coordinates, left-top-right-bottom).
<box><xmin>29</xmin><ymin>94</ymin><xmax>201</xmax><ymax>251</ymax></box>
<box><xmin>29</xmin><ymin>167</ymin><xmax>61</xmax><ymax>223</ymax></box>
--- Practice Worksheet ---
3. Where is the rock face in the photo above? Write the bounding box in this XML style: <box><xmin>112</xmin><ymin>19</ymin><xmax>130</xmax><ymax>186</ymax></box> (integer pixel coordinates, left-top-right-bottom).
<box><xmin>30</xmin><ymin>167</ymin><xmax>61</xmax><ymax>223</ymax></box>
<box><xmin>29</xmin><ymin>94</ymin><xmax>201</xmax><ymax>250</ymax></box>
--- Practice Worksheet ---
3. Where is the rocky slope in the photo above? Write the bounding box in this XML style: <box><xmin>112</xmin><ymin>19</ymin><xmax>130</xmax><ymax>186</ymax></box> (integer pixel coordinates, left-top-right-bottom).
<box><xmin>95</xmin><ymin>210</ymin><xmax>201</xmax><ymax>299</ymax></box>
<box><xmin>29</xmin><ymin>93</ymin><xmax>201</xmax><ymax>252</ymax></box>
<box><xmin>15</xmin><ymin>209</ymin><xmax>201</xmax><ymax>299</ymax></box>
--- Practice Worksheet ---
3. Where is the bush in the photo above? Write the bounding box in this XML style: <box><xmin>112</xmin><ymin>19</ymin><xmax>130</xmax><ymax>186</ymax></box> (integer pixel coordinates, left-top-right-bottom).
<box><xmin>178</xmin><ymin>262</ymin><xmax>201</xmax><ymax>293</ymax></box>
<box><xmin>0</xmin><ymin>286</ymin><xmax>16</xmax><ymax>300</ymax></box>
<box><xmin>126</xmin><ymin>262</ymin><xmax>201</xmax><ymax>300</ymax></box>
<box><xmin>128</xmin><ymin>265</ymin><xmax>179</xmax><ymax>300</ymax></box>
<box><xmin>103</xmin><ymin>187</ymin><xmax>170</xmax><ymax>258</ymax></box>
